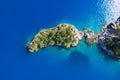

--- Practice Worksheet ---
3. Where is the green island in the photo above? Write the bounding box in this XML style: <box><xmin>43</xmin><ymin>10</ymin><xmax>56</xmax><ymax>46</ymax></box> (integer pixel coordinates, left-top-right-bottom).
<box><xmin>27</xmin><ymin>17</ymin><xmax>120</xmax><ymax>61</ymax></box>
<box><xmin>27</xmin><ymin>24</ymin><xmax>84</xmax><ymax>53</ymax></box>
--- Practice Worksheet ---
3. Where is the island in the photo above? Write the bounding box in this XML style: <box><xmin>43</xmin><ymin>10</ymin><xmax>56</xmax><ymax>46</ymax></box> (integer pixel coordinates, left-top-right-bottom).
<box><xmin>27</xmin><ymin>24</ymin><xmax>84</xmax><ymax>53</ymax></box>
<box><xmin>27</xmin><ymin>17</ymin><xmax>120</xmax><ymax>61</ymax></box>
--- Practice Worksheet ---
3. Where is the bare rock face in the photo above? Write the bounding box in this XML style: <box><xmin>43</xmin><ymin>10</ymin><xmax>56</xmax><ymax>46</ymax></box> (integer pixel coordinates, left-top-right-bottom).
<box><xmin>98</xmin><ymin>17</ymin><xmax>120</xmax><ymax>60</ymax></box>
<box><xmin>84</xmin><ymin>30</ymin><xmax>94</xmax><ymax>39</ymax></box>
<box><xmin>116</xmin><ymin>17</ymin><xmax>120</xmax><ymax>26</ymax></box>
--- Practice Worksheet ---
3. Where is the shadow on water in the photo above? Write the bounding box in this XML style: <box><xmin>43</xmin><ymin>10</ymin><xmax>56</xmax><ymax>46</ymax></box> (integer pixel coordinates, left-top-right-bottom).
<box><xmin>117</xmin><ymin>71</ymin><xmax>120</xmax><ymax>80</ymax></box>
<box><xmin>65</xmin><ymin>50</ymin><xmax>90</xmax><ymax>69</ymax></box>
<box><xmin>97</xmin><ymin>45</ymin><xmax>117</xmax><ymax>62</ymax></box>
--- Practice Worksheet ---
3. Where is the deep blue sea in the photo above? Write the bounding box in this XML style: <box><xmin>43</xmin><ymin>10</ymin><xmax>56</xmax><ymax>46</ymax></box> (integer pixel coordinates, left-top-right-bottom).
<box><xmin>1</xmin><ymin>0</ymin><xmax>120</xmax><ymax>80</ymax></box>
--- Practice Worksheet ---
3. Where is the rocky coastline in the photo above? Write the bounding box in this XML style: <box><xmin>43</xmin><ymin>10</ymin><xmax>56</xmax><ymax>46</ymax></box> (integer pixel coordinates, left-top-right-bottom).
<box><xmin>27</xmin><ymin>24</ymin><xmax>84</xmax><ymax>53</ymax></box>
<box><xmin>27</xmin><ymin>17</ymin><xmax>120</xmax><ymax>61</ymax></box>
<box><xmin>98</xmin><ymin>17</ymin><xmax>120</xmax><ymax>60</ymax></box>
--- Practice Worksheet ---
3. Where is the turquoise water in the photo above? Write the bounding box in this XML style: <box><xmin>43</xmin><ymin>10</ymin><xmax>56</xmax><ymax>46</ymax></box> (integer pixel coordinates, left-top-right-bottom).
<box><xmin>1</xmin><ymin>0</ymin><xmax>120</xmax><ymax>80</ymax></box>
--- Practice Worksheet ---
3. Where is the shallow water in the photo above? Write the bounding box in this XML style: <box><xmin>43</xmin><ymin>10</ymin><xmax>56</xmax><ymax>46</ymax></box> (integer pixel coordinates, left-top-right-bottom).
<box><xmin>1</xmin><ymin>0</ymin><xmax>120</xmax><ymax>80</ymax></box>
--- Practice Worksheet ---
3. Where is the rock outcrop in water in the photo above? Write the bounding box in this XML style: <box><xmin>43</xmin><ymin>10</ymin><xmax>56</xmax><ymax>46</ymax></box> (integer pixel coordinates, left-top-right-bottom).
<box><xmin>98</xmin><ymin>17</ymin><xmax>120</xmax><ymax>60</ymax></box>
<box><xmin>27</xmin><ymin>17</ymin><xmax>120</xmax><ymax>61</ymax></box>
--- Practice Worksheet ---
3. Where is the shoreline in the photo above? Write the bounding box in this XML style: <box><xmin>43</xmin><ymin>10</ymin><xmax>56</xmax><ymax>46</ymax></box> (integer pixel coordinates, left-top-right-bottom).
<box><xmin>27</xmin><ymin>17</ymin><xmax>120</xmax><ymax>61</ymax></box>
